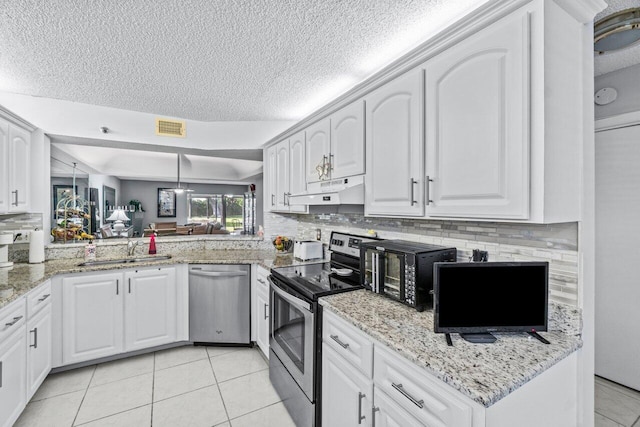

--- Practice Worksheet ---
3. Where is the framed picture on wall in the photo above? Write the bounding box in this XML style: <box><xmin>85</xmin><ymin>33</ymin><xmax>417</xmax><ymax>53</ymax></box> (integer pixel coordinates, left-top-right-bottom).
<box><xmin>158</xmin><ymin>188</ymin><xmax>176</xmax><ymax>217</ymax></box>
<box><xmin>53</xmin><ymin>185</ymin><xmax>77</xmax><ymax>217</ymax></box>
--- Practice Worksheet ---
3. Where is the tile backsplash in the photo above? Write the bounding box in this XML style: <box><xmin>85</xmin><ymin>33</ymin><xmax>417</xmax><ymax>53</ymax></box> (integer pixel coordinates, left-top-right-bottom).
<box><xmin>0</xmin><ymin>213</ymin><xmax>43</xmax><ymax>262</ymax></box>
<box><xmin>267</xmin><ymin>213</ymin><xmax>579</xmax><ymax>306</ymax></box>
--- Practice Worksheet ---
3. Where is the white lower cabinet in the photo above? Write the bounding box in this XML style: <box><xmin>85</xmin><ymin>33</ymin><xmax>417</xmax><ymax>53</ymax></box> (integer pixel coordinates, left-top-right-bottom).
<box><xmin>57</xmin><ymin>266</ymin><xmax>183</xmax><ymax>367</ymax></box>
<box><xmin>0</xmin><ymin>302</ymin><xmax>27</xmax><ymax>427</ymax></box>
<box><xmin>322</xmin><ymin>344</ymin><xmax>373</xmax><ymax>427</ymax></box>
<box><xmin>26</xmin><ymin>304</ymin><xmax>52</xmax><ymax>400</ymax></box>
<box><xmin>254</xmin><ymin>266</ymin><xmax>270</xmax><ymax>358</ymax></box>
<box><xmin>124</xmin><ymin>268</ymin><xmax>177</xmax><ymax>351</ymax></box>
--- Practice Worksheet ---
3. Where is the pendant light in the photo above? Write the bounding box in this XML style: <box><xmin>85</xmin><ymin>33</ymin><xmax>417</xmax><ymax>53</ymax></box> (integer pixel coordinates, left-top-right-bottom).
<box><xmin>171</xmin><ymin>153</ymin><xmax>193</xmax><ymax>193</ymax></box>
<box><xmin>595</xmin><ymin>7</ymin><xmax>640</xmax><ymax>54</ymax></box>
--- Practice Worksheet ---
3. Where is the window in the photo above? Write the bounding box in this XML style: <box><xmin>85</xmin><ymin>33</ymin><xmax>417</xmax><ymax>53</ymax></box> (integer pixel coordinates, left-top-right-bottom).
<box><xmin>187</xmin><ymin>194</ymin><xmax>244</xmax><ymax>231</ymax></box>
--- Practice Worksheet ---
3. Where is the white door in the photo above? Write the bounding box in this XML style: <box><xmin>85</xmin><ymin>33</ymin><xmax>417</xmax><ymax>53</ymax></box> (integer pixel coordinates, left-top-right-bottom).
<box><xmin>62</xmin><ymin>273</ymin><xmax>124</xmax><ymax>365</ymax></box>
<box><xmin>255</xmin><ymin>285</ymin><xmax>269</xmax><ymax>359</ymax></box>
<box><xmin>331</xmin><ymin>101</ymin><xmax>365</xmax><ymax>179</ymax></box>
<box><xmin>373</xmin><ymin>389</ymin><xmax>424</xmax><ymax>427</ymax></box>
<box><xmin>0</xmin><ymin>328</ymin><xmax>27</xmax><ymax>427</ymax></box>
<box><xmin>275</xmin><ymin>140</ymin><xmax>290</xmax><ymax>211</ymax></box>
<box><xmin>7</xmin><ymin>124</ymin><xmax>30</xmax><ymax>213</ymax></box>
<box><xmin>322</xmin><ymin>344</ymin><xmax>374</xmax><ymax>427</ymax></box>
<box><xmin>365</xmin><ymin>68</ymin><xmax>424</xmax><ymax>216</ymax></box>
<box><xmin>595</xmin><ymin>124</ymin><xmax>640</xmax><ymax>391</ymax></box>
<box><xmin>265</xmin><ymin>145</ymin><xmax>277</xmax><ymax>212</ymax></box>
<box><xmin>124</xmin><ymin>267</ymin><xmax>177</xmax><ymax>352</ymax></box>
<box><xmin>424</xmin><ymin>9</ymin><xmax>529</xmax><ymax>220</ymax></box>
<box><xmin>289</xmin><ymin>131</ymin><xmax>307</xmax><ymax>213</ymax></box>
<box><xmin>0</xmin><ymin>118</ymin><xmax>8</xmax><ymax>213</ymax></box>
<box><xmin>306</xmin><ymin>119</ymin><xmax>331</xmax><ymax>183</ymax></box>
<box><xmin>27</xmin><ymin>305</ymin><xmax>52</xmax><ymax>400</ymax></box>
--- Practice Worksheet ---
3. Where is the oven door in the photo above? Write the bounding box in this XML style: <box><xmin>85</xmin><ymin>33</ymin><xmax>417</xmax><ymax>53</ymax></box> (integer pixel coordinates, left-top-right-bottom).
<box><xmin>268</xmin><ymin>275</ymin><xmax>315</xmax><ymax>401</ymax></box>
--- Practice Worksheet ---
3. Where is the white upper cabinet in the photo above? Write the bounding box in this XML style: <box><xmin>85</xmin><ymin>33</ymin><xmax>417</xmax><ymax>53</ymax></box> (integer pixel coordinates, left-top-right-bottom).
<box><xmin>0</xmin><ymin>112</ymin><xmax>31</xmax><ymax>214</ymax></box>
<box><xmin>365</xmin><ymin>68</ymin><xmax>424</xmax><ymax>217</ymax></box>
<box><xmin>331</xmin><ymin>101</ymin><xmax>365</xmax><ymax>180</ymax></box>
<box><xmin>288</xmin><ymin>130</ymin><xmax>307</xmax><ymax>213</ymax></box>
<box><xmin>265</xmin><ymin>145</ymin><xmax>277</xmax><ymax>212</ymax></box>
<box><xmin>424</xmin><ymin>6</ymin><xmax>529</xmax><ymax>220</ymax></box>
<box><xmin>306</xmin><ymin>120</ymin><xmax>331</xmax><ymax>183</ymax></box>
<box><xmin>275</xmin><ymin>140</ymin><xmax>290</xmax><ymax>211</ymax></box>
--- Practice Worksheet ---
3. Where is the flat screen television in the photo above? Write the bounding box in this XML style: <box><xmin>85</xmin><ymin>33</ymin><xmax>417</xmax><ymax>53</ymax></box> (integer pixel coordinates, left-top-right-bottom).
<box><xmin>433</xmin><ymin>261</ymin><xmax>549</xmax><ymax>344</ymax></box>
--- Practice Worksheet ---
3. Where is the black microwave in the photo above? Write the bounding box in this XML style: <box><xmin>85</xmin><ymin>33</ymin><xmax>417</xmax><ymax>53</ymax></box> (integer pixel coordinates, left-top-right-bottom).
<box><xmin>360</xmin><ymin>240</ymin><xmax>457</xmax><ymax>311</ymax></box>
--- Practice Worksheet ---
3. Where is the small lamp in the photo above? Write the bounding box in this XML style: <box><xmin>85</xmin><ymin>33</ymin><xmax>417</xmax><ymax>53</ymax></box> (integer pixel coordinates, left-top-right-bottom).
<box><xmin>106</xmin><ymin>209</ymin><xmax>130</xmax><ymax>234</ymax></box>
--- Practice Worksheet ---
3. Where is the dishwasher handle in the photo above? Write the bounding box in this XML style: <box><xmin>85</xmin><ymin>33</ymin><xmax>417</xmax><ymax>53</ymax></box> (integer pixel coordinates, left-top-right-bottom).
<box><xmin>189</xmin><ymin>270</ymin><xmax>248</xmax><ymax>278</ymax></box>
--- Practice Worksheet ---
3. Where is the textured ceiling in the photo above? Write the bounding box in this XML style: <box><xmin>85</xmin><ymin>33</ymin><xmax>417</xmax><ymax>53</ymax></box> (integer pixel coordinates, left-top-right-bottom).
<box><xmin>0</xmin><ymin>0</ymin><xmax>489</xmax><ymax>122</ymax></box>
<box><xmin>594</xmin><ymin>0</ymin><xmax>640</xmax><ymax>76</ymax></box>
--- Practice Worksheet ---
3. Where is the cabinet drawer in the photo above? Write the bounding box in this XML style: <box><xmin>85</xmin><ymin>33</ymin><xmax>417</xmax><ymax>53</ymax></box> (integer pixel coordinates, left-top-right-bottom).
<box><xmin>27</xmin><ymin>280</ymin><xmax>52</xmax><ymax>317</ymax></box>
<box><xmin>323</xmin><ymin>310</ymin><xmax>373</xmax><ymax>378</ymax></box>
<box><xmin>256</xmin><ymin>266</ymin><xmax>270</xmax><ymax>293</ymax></box>
<box><xmin>374</xmin><ymin>344</ymin><xmax>474</xmax><ymax>427</ymax></box>
<box><xmin>0</xmin><ymin>297</ymin><xmax>26</xmax><ymax>343</ymax></box>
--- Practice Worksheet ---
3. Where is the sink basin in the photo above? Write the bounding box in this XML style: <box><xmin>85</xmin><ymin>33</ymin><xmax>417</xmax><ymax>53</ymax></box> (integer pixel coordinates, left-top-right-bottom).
<box><xmin>78</xmin><ymin>255</ymin><xmax>172</xmax><ymax>267</ymax></box>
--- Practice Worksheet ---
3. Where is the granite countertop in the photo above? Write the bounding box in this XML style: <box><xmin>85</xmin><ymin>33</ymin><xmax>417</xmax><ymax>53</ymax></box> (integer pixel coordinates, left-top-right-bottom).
<box><xmin>0</xmin><ymin>250</ymin><xmax>316</xmax><ymax>309</ymax></box>
<box><xmin>319</xmin><ymin>290</ymin><xmax>582</xmax><ymax>408</ymax></box>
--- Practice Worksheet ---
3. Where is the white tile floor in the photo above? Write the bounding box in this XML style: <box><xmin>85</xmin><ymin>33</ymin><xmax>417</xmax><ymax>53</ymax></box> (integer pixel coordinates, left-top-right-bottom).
<box><xmin>596</xmin><ymin>376</ymin><xmax>640</xmax><ymax>427</ymax></box>
<box><xmin>15</xmin><ymin>346</ymin><xmax>296</xmax><ymax>427</ymax></box>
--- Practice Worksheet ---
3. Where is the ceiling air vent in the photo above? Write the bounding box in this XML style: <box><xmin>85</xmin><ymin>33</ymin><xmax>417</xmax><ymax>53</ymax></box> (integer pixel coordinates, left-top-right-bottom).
<box><xmin>156</xmin><ymin>118</ymin><xmax>186</xmax><ymax>137</ymax></box>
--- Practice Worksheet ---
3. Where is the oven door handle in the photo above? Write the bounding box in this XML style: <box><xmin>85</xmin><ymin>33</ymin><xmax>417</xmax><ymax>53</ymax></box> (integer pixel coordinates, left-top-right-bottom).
<box><xmin>268</xmin><ymin>276</ymin><xmax>312</xmax><ymax>312</ymax></box>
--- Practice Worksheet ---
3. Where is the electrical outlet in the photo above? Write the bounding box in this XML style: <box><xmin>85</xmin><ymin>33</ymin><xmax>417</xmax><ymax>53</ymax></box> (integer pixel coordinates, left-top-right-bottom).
<box><xmin>11</xmin><ymin>230</ymin><xmax>30</xmax><ymax>243</ymax></box>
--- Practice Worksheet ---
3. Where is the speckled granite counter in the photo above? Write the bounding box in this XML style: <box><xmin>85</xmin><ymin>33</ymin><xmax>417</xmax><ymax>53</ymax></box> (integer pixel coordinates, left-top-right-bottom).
<box><xmin>0</xmin><ymin>250</ymin><xmax>316</xmax><ymax>309</ymax></box>
<box><xmin>319</xmin><ymin>290</ymin><xmax>582</xmax><ymax>408</ymax></box>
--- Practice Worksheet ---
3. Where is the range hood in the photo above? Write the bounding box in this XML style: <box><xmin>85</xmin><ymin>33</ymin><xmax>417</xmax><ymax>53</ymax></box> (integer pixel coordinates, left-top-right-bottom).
<box><xmin>288</xmin><ymin>175</ymin><xmax>364</xmax><ymax>206</ymax></box>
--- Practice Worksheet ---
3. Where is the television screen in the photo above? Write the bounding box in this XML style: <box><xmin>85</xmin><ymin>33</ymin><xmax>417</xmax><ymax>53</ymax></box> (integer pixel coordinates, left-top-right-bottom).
<box><xmin>433</xmin><ymin>262</ymin><xmax>549</xmax><ymax>334</ymax></box>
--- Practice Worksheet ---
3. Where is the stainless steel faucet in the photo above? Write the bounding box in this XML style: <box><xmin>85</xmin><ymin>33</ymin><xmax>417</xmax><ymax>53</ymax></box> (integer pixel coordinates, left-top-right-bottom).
<box><xmin>127</xmin><ymin>239</ymin><xmax>143</xmax><ymax>256</ymax></box>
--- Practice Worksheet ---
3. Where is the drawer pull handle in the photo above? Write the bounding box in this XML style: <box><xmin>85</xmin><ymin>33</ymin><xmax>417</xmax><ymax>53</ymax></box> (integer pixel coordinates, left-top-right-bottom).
<box><xmin>37</xmin><ymin>294</ymin><xmax>51</xmax><ymax>302</ymax></box>
<box><xmin>264</xmin><ymin>303</ymin><xmax>269</xmax><ymax>320</ymax></box>
<box><xmin>372</xmin><ymin>407</ymin><xmax>380</xmax><ymax>427</ymax></box>
<box><xmin>30</xmin><ymin>327</ymin><xmax>38</xmax><ymax>348</ymax></box>
<box><xmin>0</xmin><ymin>361</ymin><xmax>3</xmax><ymax>388</ymax></box>
<box><xmin>330</xmin><ymin>335</ymin><xmax>349</xmax><ymax>349</ymax></box>
<box><xmin>358</xmin><ymin>392</ymin><xmax>366</xmax><ymax>424</ymax></box>
<box><xmin>392</xmin><ymin>383</ymin><xmax>424</xmax><ymax>409</ymax></box>
<box><xmin>4</xmin><ymin>316</ymin><xmax>23</xmax><ymax>328</ymax></box>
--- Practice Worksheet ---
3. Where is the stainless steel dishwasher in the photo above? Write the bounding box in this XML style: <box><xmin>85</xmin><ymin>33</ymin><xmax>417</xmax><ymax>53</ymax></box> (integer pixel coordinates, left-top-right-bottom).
<box><xmin>189</xmin><ymin>264</ymin><xmax>251</xmax><ymax>344</ymax></box>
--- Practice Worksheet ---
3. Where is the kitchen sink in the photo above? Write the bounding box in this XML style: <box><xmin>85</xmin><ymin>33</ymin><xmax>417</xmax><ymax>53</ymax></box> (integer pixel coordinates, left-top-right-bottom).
<box><xmin>78</xmin><ymin>255</ymin><xmax>172</xmax><ymax>267</ymax></box>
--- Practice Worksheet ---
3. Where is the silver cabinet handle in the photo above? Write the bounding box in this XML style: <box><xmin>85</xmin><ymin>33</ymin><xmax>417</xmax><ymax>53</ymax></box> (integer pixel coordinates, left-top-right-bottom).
<box><xmin>283</xmin><ymin>192</ymin><xmax>287</xmax><ymax>206</ymax></box>
<box><xmin>0</xmin><ymin>361</ymin><xmax>2</xmax><ymax>388</ymax></box>
<box><xmin>264</xmin><ymin>303</ymin><xmax>269</xmax><ymax>320</ymax></box>
<box><xmin>271</xmin><ymin>194</ymin><xmax>275</xmax><ymax>206</ymax></box>
<box><xmin>329</xmin><ymin>154</ymin><xmax>335</xmax><ymax>171</ymax></box>
<box><xmin>128</xmin><ymin>278</ymin><xmax>132</xmax><ymax>294</ymax></box>
<box><xmin>358</xmin><ymin>392</ymin><xmax>366</xmax><ymax>424</ymax></box>
<box><xmin>37</xmin><ymin>294</ymin><xmax>50</xmax><ymax>302</ymax></box>
<box><xmin>258</xmin><ymin>278</ymin><xmax>267</xmax><ymax>285</ymax></box>
<box><xmin>11</xmin><ymin>190</ymin><xmax>18</xmax><ymax>206</ymax></box>
<box><xmin>410</xmin><ymin>178</ymin><xmax>418</xmax><ymax>206</ymax></box>
<box><xmin>372</xmin><ymin>407</ymin><xmax>380</xmax><ymax>427</ymax></box>
<box><xmin>30</xmin><ymin>327</ymin><xmax>38</xmax><ymax>348</ymax></box>
<box><xmin>330</xmin><ymin>334</ymin><xmax>349</xmax><ymax>349</ymax></box>
<box><xmin>425</xmin><ymin>175</ymin><xmax>433</xmax><ymax>205</ymax></box>
<box><xmin>4</xmin><ymin>316</ymin><xmax>23</xmax><ymax>328</ymax></box>
<box><xmin>391</xmin><ymin>383</ymin><xmax>424</xmax><ymax>408</ymax></box>
<box><xmin>116</xmin><ymin>279</ymin><xmax>119</xmax><ymax>295</ymax></box>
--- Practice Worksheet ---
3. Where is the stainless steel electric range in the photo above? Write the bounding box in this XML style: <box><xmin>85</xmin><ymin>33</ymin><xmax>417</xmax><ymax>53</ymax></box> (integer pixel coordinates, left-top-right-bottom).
<box><xmin>268</xmin><ymin>231</ymin><xmax>378</xmax><ymax>427</ymax></box>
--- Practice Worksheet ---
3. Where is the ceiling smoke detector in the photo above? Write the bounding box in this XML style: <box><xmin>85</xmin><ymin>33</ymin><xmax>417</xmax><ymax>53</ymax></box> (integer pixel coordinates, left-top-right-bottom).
<box><xmin>595</xmin><ymin>7</ymin><xmax>640</xmax><ymax>54</ymax></box>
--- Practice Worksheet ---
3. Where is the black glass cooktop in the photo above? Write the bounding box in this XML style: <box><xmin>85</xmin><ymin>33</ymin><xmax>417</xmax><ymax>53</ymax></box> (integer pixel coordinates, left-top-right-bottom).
<box><xmin>270</xmin><ymin>262</ymin><xmax>362</xmax><ymax>300</ymax></box>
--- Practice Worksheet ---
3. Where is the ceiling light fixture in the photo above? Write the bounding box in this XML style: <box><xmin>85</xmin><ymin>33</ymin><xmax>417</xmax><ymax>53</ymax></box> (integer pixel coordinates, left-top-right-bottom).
<box><xmin>170</xmin><ymin>153</ymin><xmax>193</xmax><ymax>194</ymax></box>
<box><xmin>595</xmin><ymin>7</ymin><xmax>640</xmax><ymax>54</ymax></box>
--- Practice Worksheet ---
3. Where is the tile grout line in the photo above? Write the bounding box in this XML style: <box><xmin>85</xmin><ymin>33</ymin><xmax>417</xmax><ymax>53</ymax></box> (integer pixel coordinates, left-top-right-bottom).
<box><xmin>207</xmin><ymin>349</ymin><xmax>232</xmax><ymax>425</ymax></box>
<box><xmin>72</xmin><ymin>404</ymin><xmax>150</xmax><ymax>427</ymax></box>
<box><xmin>71</xmin><ymin>364</ymin><xmax>97</xmax><ymax>426</ymax></box>
<box><xmin>227</xmin><ymin>400</ymin><xmax>287</xmax><ymax>423</ymax></box>
<box><xmin>633</xmin><ymin>414</ymin><xmax>640</xmax><ymax>427</ymax></box>
<box><xmin>150</xmin><ymin>351</ymin><xmax>156</xmax><ymax>427</ymax></box>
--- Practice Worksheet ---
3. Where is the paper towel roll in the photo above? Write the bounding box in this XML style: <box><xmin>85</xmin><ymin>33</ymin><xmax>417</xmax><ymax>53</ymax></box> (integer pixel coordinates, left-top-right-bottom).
<box><xmin>29</xmin><ymin>229</ymin><xmax>45</xmax><ymax>264</ymax></box>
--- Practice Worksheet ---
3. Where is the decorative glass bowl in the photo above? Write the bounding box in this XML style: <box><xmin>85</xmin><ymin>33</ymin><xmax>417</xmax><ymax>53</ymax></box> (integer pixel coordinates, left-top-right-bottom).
<box><xmin>272</xmin><ymin>236</ymin><xmax>293</xmax><ymax>254</ymax></box>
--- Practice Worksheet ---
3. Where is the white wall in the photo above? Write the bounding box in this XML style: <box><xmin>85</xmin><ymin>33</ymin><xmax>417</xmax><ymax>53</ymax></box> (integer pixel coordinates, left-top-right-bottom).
<box><xmin>595</xmin><ymin>64</ymin><xmax>640</xmax><ymax>120</ymax></box>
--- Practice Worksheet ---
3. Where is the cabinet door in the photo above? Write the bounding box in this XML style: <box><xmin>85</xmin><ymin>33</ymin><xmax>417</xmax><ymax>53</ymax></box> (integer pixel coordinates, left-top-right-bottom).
<box><xmin>0</xmin><ymin>118</ymin><xmax>8</xmax><ymax>213</ymax></box>
<box><xmin>331</xmin><ymin>101</ymin><xmax>365</xmax><ymax>179</ymax></box>
<box><xmin>265</xmin><ymin>145</ymin><xmax>277</xmax><ymax>212</ymax></box>
<box><xmin>255</xmin><ymin>285</ymin><xmax>269</xmax><ymax>359</ymax></box>
<box><xmin>306</xmin><ymin>119</ymin><xmax>331</xmax><ymax>183</ymax></box>
<box><xmin>424</xmin><ymin>9</ymin><xmax>529</xmax><ymax>219</ymax></box>
<box><xmin>275</xmin><ymin>140</ymin><xmax>290</xmax><ymax>211</ymax></box>
<box><xmin>289</xmin><ymin>131</ymin><xmax>307</xmax><ymax>213</ymax></box>
<box><xmin>7</xmin><ymin>124</ymin><xmax>30</xmax><ymax>213</ymax></box>
<box><xmin>62</xmin><ymin>273</ymin><xmax>124</xmax><ymax>365</ymax></box>
<box><xmin>365</xmin><ymin>68</ymin><xmax>424</xmax><ymax>216</ymax></box>
<box><xmin>0</xmin><ymin>327</ymin><xmax>27</xmax><ymax>427</ymax></box>
<box><xmin>373</xmin><ymin>389</ymin><xmax>424</xmax><ymax>427</ymax></box>
<box><xmin>322</xmin><ymin>344</ymin><xmax>374</xmax><ymax>427</ymax></box>
<box><xmin>27</xmin><ymin>304</ymin><xmax>52</xmax><ymax>400</ymax></box>
<box><xmin>124</xmin><ymin>267</ymin><xmax>177</xmax><ymax>352</ymax></box>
